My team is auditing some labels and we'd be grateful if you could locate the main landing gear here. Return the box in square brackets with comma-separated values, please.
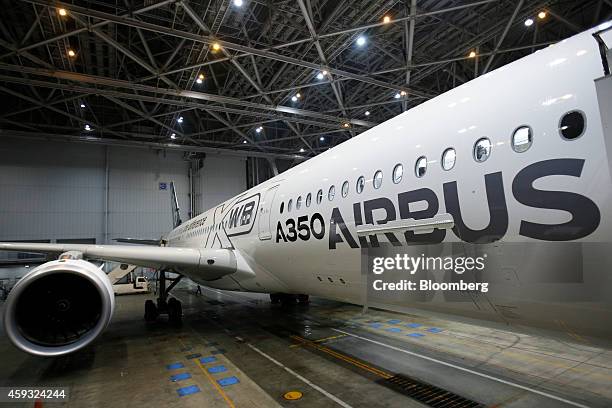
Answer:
[144, 270, 183, 324]
[270, 293, 310, 306]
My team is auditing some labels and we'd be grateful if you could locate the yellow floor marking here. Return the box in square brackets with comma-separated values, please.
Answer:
[291, 335, 392, 379]
[283, 391, 303, 400]
[178, 337, 236, 408]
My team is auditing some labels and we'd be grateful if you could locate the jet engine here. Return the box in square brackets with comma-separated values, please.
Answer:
[3, 259, 114, 357]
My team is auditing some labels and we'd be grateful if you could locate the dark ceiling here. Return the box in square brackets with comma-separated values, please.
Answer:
[0, 0, 609, 161]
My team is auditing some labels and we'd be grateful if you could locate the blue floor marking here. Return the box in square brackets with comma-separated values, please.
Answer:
[170, 372, 192, 382]
[177, 385, 200, 397]
[207, 365, 228, 374]
[386, 328, 401, 333]
[369, 323, 383, 328]
[427, 327, 443, 333]
[217, 376, 239, 387]
[167, 363, 185, 370]
[406, 323, 422, 328]
[199, 356, 217, 364]
[387, 319, 401, 324]
[408, 333, 425, 338]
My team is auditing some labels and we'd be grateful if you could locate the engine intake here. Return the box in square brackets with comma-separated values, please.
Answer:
[3, 259, 114, 357]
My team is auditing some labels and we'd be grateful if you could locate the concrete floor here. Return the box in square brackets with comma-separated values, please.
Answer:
[1, 287, 611, 408]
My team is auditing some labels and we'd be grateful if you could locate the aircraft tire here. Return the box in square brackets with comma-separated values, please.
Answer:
[144, 299, 158, 322]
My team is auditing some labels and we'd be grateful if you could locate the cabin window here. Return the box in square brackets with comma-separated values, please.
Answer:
[559, 110, 586, 140]
[288, 199, 293, 212]
[306, 193, 312, 207]
[441, 148, 456, 170]
[342, 181, 349, 197]
[373, 170, 383, 189]
[356, 176, 365, 193]
[473, 138, 492, 162]
[392, 164, 403, 184]
[415, 156, 427, 178]
[280, 202, 284, 214]
[328, 185, 335, 201]
[512, 126, 533, 152]
[296, 196, 302, 210]
[316, 189, 323, 204]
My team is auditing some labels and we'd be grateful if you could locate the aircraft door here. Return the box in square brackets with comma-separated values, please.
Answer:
[258, 185, 279, 240]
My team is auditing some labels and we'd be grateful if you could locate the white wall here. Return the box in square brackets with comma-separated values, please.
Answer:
[0, 139, 248, 252]
[0, 138, 190, 245]
[195, 155, 247, 213]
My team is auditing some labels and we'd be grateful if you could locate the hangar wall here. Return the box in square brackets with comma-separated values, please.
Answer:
[0, 139, 247, 250]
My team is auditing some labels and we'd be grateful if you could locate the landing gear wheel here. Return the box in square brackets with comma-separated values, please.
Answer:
[144, 299, 158, 322]
[167, 297, 182, 324]
[297, 294, 310, 304]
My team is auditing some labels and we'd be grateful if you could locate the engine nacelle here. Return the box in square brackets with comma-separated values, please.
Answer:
[3, 259, 114, 357]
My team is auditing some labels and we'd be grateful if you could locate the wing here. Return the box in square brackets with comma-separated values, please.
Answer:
[0, 242, 236, 281]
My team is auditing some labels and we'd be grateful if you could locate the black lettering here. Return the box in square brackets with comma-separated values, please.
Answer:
[512, 159, 600, 240]
[397, 188, 445, 244]
[443, 172, 508, 243]
[275, 222, 287, 242]
[363, 198, 401, 246]
[311, 213, 325, 240]
[297, 215, 311, 241]
[329, 207, 359, 249]
[241, 201, 254, 226]
[286, 219, 297, 242]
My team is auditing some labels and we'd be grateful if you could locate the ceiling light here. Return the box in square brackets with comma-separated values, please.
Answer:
[299, 148, 305, 153]
[170, 133, 176, 139]
[322, 70, 328, 75]
[196, 78, 202, 84]
[67, 49, 76, 57]
[524, 18, 534, 27]
[468, 51, 477, 58]
[291, 96, 298, 102]
[198, 73, 205, 80]
[356, 36, 366, 46]
[400, 90, 407, 96]
[255, 126, 263, 133]
[383, 16, 391, 24]
[538, 11, 547, 19]
[243, 140, 247, 144]
[296, 92, 301, 98]
[212, 42, 221, 51]
[320, 136, 325, 141]
[364, 110, 370, 116]
[316, 72, 324, 80]
[84, 124, 92, 131]
[80, 103, 85, 108]
[394, 93, 401, 99]
[58, 8, 67, 16]
[177, 116, 184, 123]
[343, 123, 350, 128]
[234, 0, 243, 6]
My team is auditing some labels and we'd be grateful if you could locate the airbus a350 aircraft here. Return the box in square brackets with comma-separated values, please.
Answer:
[2, 24, 612, 357]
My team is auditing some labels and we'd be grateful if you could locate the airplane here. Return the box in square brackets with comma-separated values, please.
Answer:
[2, 22, 612, 357]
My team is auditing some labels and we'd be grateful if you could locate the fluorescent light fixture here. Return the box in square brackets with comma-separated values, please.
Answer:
[233, 0, 243, 6]
[177, 116, 184, 123]
[356, 36, 366, 46]
[296, 93, 301, 98]
[319, 136, 325, 141]
[84, 124, 92, 131]
[80, 103, 85, 108]
[364, 111, 370, 116]
[291, 96, 298, 102]
[255, 126, 263, 133]
[394, 93, 401, 99]
[243, 140, 247, 144]
[524, 18, 534, 27]
[316, 72, 324, 80]
[196, 78, 203, 84]
[170, 133, 176, 139]
[299, 148, 305, 153]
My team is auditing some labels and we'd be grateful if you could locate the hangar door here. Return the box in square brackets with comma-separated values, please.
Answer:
[258, 185, 279, 240]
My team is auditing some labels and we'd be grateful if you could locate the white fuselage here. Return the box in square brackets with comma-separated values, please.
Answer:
[166, 26, 612, 338]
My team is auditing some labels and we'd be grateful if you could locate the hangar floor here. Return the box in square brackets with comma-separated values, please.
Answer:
[1, 288, 611, 408]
